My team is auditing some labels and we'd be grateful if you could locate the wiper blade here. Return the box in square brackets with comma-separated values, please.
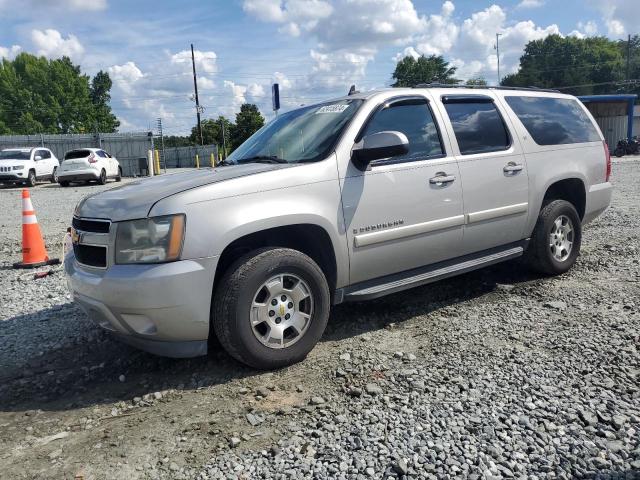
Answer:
[237, 155, 288, 164]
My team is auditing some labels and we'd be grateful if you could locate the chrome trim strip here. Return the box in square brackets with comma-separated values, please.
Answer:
[350, 246, 523, 297]
[466, 202, 528, 224]
[354, 214, 465, 247]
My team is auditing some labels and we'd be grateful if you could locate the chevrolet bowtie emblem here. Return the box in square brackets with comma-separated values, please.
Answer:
[279, 304, 285, 316]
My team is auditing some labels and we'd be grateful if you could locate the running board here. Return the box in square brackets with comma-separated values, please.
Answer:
[341, 243, 525, 302]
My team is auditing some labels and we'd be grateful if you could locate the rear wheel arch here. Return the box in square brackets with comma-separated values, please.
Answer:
[541, 177, 586, 220]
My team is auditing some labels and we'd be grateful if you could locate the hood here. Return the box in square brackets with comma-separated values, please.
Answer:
[75, 163, 285, 221]
[0, 159, 29, 169]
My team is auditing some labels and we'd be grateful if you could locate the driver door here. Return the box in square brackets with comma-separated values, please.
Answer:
[340, 95, 464, 284]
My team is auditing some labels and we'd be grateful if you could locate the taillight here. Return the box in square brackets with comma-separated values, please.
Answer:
[88, 153, 97, 164]
[604, 141, 611, 182]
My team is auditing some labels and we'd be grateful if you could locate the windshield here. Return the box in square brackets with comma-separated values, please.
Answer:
[0, 150, 30, 160]
[64, 149, 92, 160]
[226, 99, 363, 164]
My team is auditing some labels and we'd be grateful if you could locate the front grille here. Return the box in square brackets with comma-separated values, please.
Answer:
[73, 244, 107, 268]
[72, 217, 110, 233]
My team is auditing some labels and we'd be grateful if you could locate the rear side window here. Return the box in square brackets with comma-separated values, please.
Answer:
[442, 97, 510, 155]
[96, 150, 108, 158]
[64, 150, 91, 160]
[363, 98, 444, 163]
[504, 96, 600, 145]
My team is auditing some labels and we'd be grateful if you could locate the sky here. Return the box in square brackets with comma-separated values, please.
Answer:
[0, 0, 636, 135]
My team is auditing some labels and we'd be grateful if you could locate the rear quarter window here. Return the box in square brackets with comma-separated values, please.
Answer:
[504, 96, 601, 145]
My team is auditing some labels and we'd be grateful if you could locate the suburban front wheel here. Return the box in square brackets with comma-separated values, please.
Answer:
[526, 199, 582, 275]
[212, 248, 330, 369]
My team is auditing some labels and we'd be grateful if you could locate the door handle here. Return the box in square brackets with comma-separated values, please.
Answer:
[429, 172, 456, 185]
[503, 162, 523, 173]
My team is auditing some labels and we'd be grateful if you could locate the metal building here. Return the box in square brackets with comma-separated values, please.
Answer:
[578, 94, 637, 150]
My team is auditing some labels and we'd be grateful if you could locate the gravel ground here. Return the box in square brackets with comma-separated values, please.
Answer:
[0, 164, 638, 480]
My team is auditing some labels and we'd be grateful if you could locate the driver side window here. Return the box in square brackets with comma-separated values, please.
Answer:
[363, 99, 444, 164]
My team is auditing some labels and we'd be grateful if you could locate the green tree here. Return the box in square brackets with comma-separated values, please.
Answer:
[191, 115, 232, 148]
[392, 55, 460, 87]
[163, 135, 192, 148]
[465, 77, 488, 86]
[0, 52, 120, 134]
[616, 35, 640, 97]
[231, 104, 264, 150]
[90, 70, 120, 132]
[501, 34, 625, 95]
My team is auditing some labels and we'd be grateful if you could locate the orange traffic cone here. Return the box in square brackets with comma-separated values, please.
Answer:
[13, 189, 60, 269]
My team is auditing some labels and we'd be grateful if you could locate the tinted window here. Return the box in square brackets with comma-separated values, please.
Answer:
[38, 150, 51, 159]
[363, 99, 444, 162]
[443, 99, 510, 155]
[96, 150, 108, 158]
[505, 96, 600, 145]
[64, 149, 92, 160]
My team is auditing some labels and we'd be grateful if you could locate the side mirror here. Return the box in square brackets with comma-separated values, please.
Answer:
[34, 155, 42, 161]
[352, 131, 409, 168]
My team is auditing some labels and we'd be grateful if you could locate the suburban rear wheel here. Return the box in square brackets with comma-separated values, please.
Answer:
[98, 168, 107, 185]
[212, 248, 330, 369]
[50, 167, 58, 183]
[115, 167, 122, 182]
[526, 199, 582, 275]
[26, 170, 36, 187]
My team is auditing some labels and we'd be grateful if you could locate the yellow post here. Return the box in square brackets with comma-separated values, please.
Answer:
[210, 152, 215, 167]
[195, 154, 200, 169]
[154, 150, 161, 174]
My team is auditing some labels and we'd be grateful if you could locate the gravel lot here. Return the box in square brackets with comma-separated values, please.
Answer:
[0, 164, 638, 480]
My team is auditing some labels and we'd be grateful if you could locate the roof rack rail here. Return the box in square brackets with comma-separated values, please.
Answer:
[412, 82, 560, 93]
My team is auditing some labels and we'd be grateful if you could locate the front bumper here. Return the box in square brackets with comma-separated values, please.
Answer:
[58, 168, 100, 182]
[0, 172, 25, 182]
[65, 252, 218, 358]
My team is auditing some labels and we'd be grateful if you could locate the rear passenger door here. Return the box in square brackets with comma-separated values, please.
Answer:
[435, 94, 529, 255]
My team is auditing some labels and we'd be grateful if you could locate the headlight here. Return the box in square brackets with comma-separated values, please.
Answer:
[115, 214, 185, 264]
[13, 165, 24, 170]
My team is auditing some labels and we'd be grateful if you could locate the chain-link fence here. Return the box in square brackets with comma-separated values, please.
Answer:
[162, 145, 219, 168]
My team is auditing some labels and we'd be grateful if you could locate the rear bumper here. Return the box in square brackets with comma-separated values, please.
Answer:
[65, 252, 218, 358]
[58, 168, 100, 182]
[584, 182, 613, 225]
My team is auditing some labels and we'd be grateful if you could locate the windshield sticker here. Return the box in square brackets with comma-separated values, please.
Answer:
[316, 104, 349, 114]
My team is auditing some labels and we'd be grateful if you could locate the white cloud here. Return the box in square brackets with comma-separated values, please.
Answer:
[108, 61, 144, 95]
[517, 0, 544, 8]
[578, 20, 598, 36]
[31, 29, 84, 59]
[594, 0, 635, 38]
[170, 49, 217, 74]
[0, 44, 21, 59]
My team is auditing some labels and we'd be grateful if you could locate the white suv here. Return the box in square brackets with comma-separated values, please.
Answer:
[0, 148, 60, 186]
[58, 148, 122, 186]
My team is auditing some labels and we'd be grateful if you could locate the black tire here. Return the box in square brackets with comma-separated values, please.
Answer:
[50, 167, 58, 183]
[115, 167, 122, 182]
[26, 170, 36, 187]
[614, 147, 625, 158]
[98, 169, 107, 185]
[526, 199, 582, 276]
[59, 181, 69, 187]
[212, 247, 330, 369]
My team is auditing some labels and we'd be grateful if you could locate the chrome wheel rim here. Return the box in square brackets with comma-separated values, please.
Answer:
[549, 215, 574, 262]
[250, 273, 313, 349]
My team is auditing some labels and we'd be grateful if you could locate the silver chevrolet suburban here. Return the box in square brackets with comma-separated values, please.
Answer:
[66, 86, 612, 369]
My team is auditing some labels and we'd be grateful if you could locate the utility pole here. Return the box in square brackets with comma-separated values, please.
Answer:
[157, 118, 166, 173]
[190, 43, 204, 145]
[219, 117, 227, 158]
[495, 33, 503, 86]
[627, 34, 631, 82]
